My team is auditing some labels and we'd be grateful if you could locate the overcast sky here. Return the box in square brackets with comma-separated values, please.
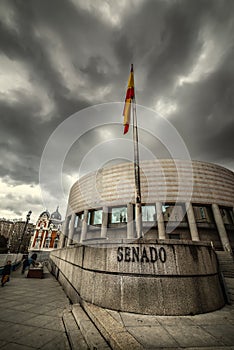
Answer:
[0, 0, 233, 223]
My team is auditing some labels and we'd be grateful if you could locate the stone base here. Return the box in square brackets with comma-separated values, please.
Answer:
[49, 240, 225, 315]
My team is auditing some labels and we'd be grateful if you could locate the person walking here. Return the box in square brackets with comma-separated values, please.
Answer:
[30, 253, 37, 263]
[21, 255, 29, 274]
[22, 253, 38, 274]
[1, 260, 12, 287]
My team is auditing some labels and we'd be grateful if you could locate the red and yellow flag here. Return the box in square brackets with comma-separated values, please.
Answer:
[123, 64, 135, 134]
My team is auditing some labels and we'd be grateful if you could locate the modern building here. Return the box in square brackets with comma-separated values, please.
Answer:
[62, 159, 234, 251]
[29, 207, 62, 253]
[49, 159, 234, 316]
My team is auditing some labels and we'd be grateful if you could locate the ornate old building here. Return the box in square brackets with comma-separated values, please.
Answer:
[29, 207, 62, 252]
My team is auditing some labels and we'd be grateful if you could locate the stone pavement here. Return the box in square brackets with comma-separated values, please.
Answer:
[81, 300, 234, 350]
[1, 267, 234, 350]
[0, 267, 71, 350]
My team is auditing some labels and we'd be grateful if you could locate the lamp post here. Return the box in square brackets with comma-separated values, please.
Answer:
[17, 210, 32, 254]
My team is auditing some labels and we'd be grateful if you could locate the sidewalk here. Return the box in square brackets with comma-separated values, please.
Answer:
[82, 301, 234, 349]
[1, 267, 234, 349]
[0, 267, 71, 350]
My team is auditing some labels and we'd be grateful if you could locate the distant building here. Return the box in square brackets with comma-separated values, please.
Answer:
[29, 207, 62, 253]
[0, 219, 14, 240]
[0, 218, 34, 253]
[10, 221, 34, 253]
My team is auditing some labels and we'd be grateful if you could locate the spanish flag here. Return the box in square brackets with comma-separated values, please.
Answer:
[123, 64, 135, 134]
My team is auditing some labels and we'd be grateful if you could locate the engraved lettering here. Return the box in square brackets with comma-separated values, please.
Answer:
[132, 247, 139, 262]
[117, 247, 123, 262]
[124, 247, 131, 262]
[116, 246, 167, 263]
[150, 247, 158, 263]
[141, 247, 150, 262]
[159, 247, 166, 263]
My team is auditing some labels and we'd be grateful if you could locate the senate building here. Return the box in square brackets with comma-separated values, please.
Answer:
[61, 159, 234, 252]
[49, 159, 234, 316]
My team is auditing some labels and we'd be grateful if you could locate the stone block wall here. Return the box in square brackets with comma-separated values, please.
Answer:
[49, 240, 225, 315]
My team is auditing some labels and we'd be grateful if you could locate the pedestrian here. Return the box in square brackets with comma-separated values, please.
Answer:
[22, 253, 38, 274]
[30, 253, 37, 263]
[1, 260, 12, 287]
[21, 255, 29, 274]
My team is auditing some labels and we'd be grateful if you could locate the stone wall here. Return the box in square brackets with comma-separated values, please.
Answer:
[67, 159, 234, 215]
[49, 240, 225, 315]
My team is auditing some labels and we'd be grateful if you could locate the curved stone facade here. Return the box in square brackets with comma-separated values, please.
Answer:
[68, 160, 234, 213]
[52, 159, 234, 316]
[50, 240, 225, 315]
[63, 160, 234, 251]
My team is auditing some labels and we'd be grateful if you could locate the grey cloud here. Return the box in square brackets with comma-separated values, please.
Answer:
[0, 0, 233, 219]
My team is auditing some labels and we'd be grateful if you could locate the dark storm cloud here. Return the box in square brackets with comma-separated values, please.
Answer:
[170, 43, 234, 166]
[0, 0, 233, 219]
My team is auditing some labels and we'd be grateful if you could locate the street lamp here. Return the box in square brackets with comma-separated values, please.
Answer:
[17, 210, 32, 254]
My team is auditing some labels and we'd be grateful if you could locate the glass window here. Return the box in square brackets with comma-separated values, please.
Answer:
[162, 204, 186, 222]
[142, 205, 156, 222]
[111, 207, 127, 223]
[194, 205, 213, 223]
[162, 205, 170, 213]
[74, 215, 79, 228]
[35, 239, 40, 249]
[93, 210, 102, 225]
[54, 238, 59, 248]
[88, 209, 102, 225]
[200, 207, 206, 219]
[220, 207, 234, 225]
[229, 209, 234, 224]
[75, 212, 84, 228]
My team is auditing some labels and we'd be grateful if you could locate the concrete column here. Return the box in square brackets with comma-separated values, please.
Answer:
[186, 202, 200, 241]
[60, 220, 68, 248]
[127, 203, 134, 239]
[135, 203, 142, 238]
[80, 210, 89, 242]
[60, 234, 66, 248]
[212, 203, 232, 252]
[67, 213, 76, 246]
[101, 206, 108, 239]
[156, 202, 166, 239]
[62, 217, 70, 245]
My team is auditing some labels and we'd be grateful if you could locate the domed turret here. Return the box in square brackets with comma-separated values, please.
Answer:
[51, 206, 62, 222]
[39, 210, 50, 219]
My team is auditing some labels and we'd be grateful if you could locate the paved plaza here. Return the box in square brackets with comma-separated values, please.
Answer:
[0, 267, 234, 349]
[0, 267, 71, 350]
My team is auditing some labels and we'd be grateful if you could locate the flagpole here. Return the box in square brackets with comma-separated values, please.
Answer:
[131, 64, 142, 238]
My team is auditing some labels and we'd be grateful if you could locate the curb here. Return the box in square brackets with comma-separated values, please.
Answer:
[63, 309, 89, 350]
[72, 304, 111, 349]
